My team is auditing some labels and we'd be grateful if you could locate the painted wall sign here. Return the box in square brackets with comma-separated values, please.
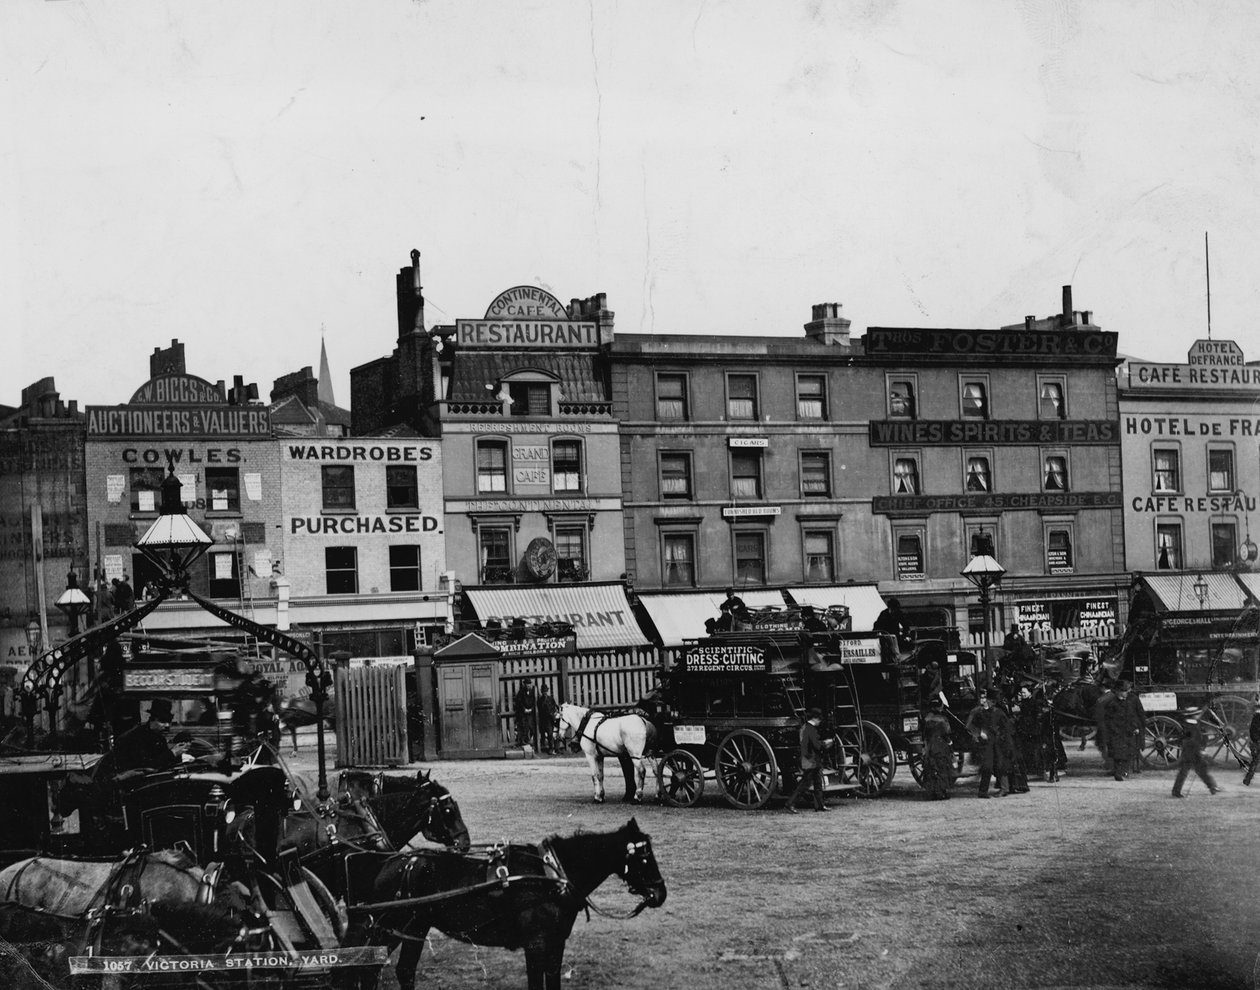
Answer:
[87, 406, 271, 437]
[722, 505, 782, 517]
[129, 374, 224, 405]
[1124, 416, 1260, 438]
[484, 285, 571, 321]
[728, 437, 769, 448]
[1127, 339, 1260, 390]
[1015, 598, 1116, 631]
[473, 498, 597, 513]
[489, 635, 576, 656]
[122, 447, 243, 464]
[683, 644, 767, 673]
[479, 607, 631, 631]
[870, 420, 1118, 446]
[456, 320, 599, 348]
[290, 515, 440, 535]
[1130, 494, 1255, 514]
[874, 491, 1122, 514]
[864, 327, 1118, 358]
[286, 444, 434, 462]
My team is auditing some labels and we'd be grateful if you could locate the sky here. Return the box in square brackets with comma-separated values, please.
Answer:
[4, 0, 1260, 409]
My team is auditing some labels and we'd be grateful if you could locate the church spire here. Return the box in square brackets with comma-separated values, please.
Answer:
[318, 329, 335, 405]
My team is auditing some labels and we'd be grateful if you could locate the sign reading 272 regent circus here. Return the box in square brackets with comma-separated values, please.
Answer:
[456, 286, 600, 348]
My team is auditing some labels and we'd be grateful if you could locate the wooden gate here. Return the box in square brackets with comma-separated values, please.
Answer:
[334, 664, 409, 768]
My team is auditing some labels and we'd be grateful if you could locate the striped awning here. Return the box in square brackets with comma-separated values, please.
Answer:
[463, 583, 649, 650]
[784, 585, 889, 632]
[636, 590, 787, 647]
[1140, 573, 1251, 613]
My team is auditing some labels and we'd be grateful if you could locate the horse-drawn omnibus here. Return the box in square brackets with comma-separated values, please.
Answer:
[652, 606, 958, 808]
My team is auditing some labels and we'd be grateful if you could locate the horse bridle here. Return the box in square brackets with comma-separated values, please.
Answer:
[587, 837, 658, 920]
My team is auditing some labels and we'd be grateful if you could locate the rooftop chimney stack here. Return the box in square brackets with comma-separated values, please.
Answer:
[396, 248, 425, 339]
[1061, 285, 1073, 323]
[804, 303, 851, 348]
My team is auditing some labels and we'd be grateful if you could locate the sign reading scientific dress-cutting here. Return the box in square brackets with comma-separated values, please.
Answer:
[683, 645, 767, 673]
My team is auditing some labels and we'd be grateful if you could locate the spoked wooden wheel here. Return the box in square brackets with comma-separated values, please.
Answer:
[657, 749, 705, 808]
[714, 729, 779, 810]
[1142, 715, 1183, 769]
[1210, 695, 1253, 767]
[837, 721, 896, 797]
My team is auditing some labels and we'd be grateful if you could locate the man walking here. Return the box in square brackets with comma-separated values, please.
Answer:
[966, 690, 1013, 798]
[1172, 709, 1222, 798]
[785, 707, 834, 813]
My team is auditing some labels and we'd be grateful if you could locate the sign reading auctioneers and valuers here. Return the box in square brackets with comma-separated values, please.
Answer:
[456, 285, 600, 348]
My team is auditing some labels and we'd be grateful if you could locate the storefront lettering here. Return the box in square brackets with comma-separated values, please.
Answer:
[484, 609, 628, 629]
[122, 448, 242, 464]
[869, 420, 1117, 446]
[1131, 495, 1256, 513]
[290, 515, 439, 534]
[483, 285, 571, 321]
[87, 406, 271, 437]
[286, 445, 433, 461]
[874, 491, 1122, 514]
[456, 320, 599, 348]
[1124, 416, 1260, 437]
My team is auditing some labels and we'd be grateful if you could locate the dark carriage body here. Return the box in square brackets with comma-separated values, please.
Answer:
[654, 610, 966, 807]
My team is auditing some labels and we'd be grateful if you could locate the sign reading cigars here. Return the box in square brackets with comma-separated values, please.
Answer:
[457, 286, 599, 349]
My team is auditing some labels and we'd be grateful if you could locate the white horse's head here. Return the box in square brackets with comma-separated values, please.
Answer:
[555, 702, 586, 747]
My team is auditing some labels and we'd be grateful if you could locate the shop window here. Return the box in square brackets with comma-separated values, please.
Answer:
[129, 467, 165, 513]
[965, 456, 991, 493]
[961, 381, 989, 419]
[734, 532, 766, 585]
[894, 531, 925, 580]
[476, 441, 508, 494]
[508, 382, 550, 417]
[731, 450, 762, 499]
[1153, 449, 1180, 493]
[555, 527, 587, 582]
[321, 465, 356, 510]
[479, 527, 512, 584]
[1208, 449, 1235, 493]
[660, 453, 692, 500]
[1039, 380, 1066, 419]
[889, 380, 917, 419]
[894, 457, 920, 495]
[1044, 455, 1069, 492]
[727, 374, 759, 421]
[656, 373, 689, 421]
[1156, 523, 1182, 570]
[552, 440, 583, 493]
[389, 545, 422, 592]
[800, 452, 831, 498]
[803, 531, 835, 582]
[325, 546, 359, 594]
[205, 468, 240, 513]
[1212, 522, 1238, 568]
[207, 551, 239, 598]
[796, 375, 827, 420]
[1047, 529, 1074, 572]
[386, 466, 418, 509]
[663, 534, 696, 587]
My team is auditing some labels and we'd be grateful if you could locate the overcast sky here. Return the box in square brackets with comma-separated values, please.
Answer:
[4, 1, 1259, 409]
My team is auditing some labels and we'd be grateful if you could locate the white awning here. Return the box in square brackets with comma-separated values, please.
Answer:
[784, 585, 888, 632]
[636, 590, 787, 647]
[463, 583, 650, 650]
[1142, 573, 1250, 613]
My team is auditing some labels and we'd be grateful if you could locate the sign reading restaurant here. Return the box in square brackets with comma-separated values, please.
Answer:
[88, 372, 270, 437]
[1127, 339, 1260, 390]
[456, 286, 599, 349]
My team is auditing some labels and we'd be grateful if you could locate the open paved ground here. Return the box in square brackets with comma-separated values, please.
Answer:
[286, 734, 1260, 990]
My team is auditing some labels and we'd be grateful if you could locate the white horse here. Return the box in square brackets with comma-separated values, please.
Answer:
[555, 702, 655, 804]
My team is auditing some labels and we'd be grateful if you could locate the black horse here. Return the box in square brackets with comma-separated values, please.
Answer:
[342, 818, 667, 990]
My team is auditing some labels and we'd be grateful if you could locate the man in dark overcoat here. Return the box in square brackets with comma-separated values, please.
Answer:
[1172, 710, 1222, 798]
[966, 690, 1013, 798]
[112, 698, 185, 773]
[1100, 680, 1143, 781]
[785, 707, 833, 813]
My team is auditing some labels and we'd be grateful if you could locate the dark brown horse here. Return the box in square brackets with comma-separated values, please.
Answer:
[343, 818, 667, 990]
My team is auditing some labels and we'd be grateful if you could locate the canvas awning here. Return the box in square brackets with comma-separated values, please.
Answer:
[1226, 572, 1260, 607]
[784, 584, 889, 632]
[463, 583, 650, 650]
[1140, 573, 1250, 614]
[635, 590, 788, 647]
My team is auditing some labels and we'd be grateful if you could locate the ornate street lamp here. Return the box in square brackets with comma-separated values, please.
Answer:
[55, 583, 92, 637]
[135, 467, 212, 590]
[24, 618, 41, 658]
[961, 552, 1006, 685]
[1193, 573, 1210, 609]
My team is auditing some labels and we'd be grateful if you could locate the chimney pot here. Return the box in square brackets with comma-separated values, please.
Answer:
[1062, 285, 1073, 318]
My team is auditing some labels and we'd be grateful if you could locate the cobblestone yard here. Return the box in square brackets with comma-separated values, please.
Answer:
[288, 736, 1260, 990]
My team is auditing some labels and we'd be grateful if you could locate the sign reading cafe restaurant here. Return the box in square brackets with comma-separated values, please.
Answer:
[1127, 339, 1260, 390]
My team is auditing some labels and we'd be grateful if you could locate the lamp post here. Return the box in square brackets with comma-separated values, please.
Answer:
[55, 584, 92, 637]
[135, 466, 213, 590]
[961, 553, 1006, 685]
[1193, 573, 1209, 609]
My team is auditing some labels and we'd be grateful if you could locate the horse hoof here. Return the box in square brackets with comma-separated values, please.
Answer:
[594, 797, 604, 804]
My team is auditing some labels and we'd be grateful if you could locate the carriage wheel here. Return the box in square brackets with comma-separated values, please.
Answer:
[837, 721, 896, 797]
[657, 749, 705, 808]
[1142, 715, 1183, 769]
[907, 746, 925, 787]
[1210, 695, 1253, 767]
[714, 729, 779, 810]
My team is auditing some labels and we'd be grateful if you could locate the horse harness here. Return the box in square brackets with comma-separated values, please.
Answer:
[570, 708, 649, 760]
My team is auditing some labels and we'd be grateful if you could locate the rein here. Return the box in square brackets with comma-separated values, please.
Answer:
[565, 707, 647, 760]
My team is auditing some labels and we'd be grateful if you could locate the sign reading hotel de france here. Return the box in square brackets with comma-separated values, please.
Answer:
[456, 286, 599, 348]
[1127, 339, 1260, 390]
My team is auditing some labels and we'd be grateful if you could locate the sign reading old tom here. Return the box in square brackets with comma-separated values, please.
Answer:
[683, 644, 767, 673]
[456, 286, 599, 349]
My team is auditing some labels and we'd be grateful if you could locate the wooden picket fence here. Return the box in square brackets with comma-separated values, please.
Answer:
[334, 663, 409, 767]
[958, 624, 1118, 652]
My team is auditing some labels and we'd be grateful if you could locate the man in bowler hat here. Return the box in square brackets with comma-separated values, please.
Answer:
[112, 698, 185, 773]
[786, 707, 834, 813]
